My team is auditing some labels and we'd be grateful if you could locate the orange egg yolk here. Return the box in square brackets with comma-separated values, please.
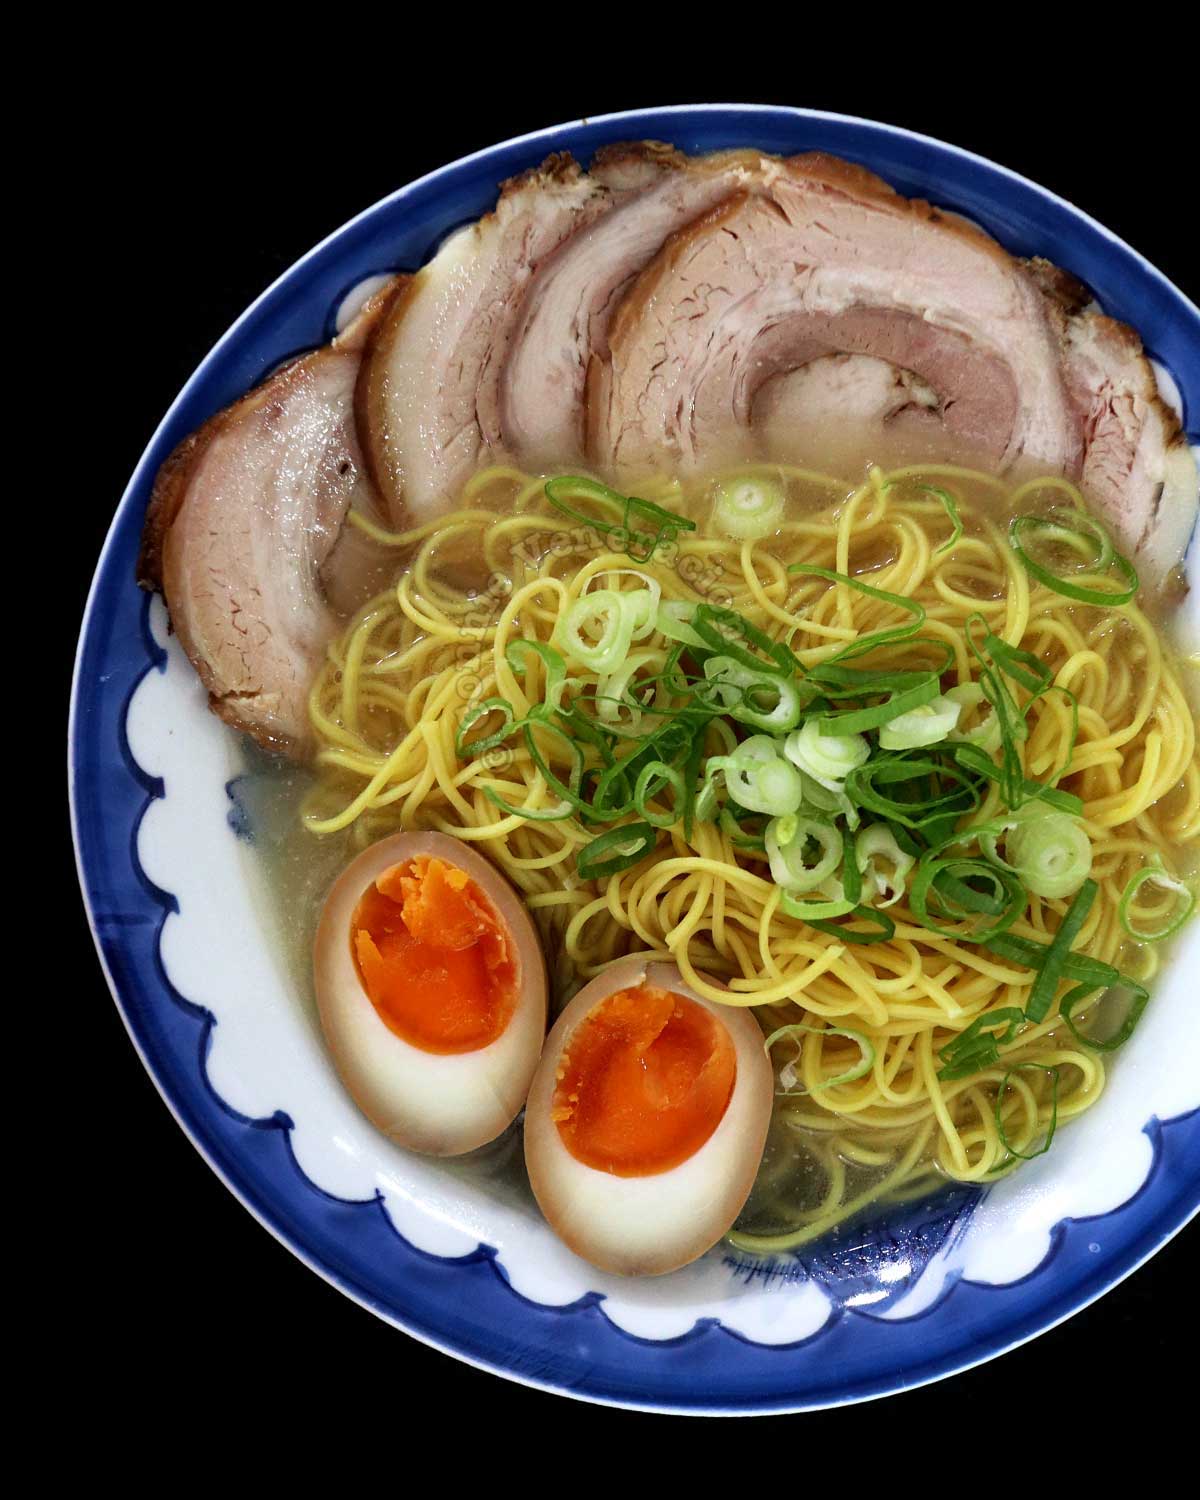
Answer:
[351, 856, 516, 1055]
[552, 985, 737, 1177]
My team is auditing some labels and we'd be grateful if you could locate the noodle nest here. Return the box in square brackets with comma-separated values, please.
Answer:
[302, 463, 1199, 1246]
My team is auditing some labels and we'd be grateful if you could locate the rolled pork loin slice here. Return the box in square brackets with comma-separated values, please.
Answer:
[1060, 312, 1197, 588]
[591, 154, 1080, 479]
[589, 152, 1197, 588]
[500, 144, 790, 469]
[355, 155, 618, 526]
[138, 280, 404, 756]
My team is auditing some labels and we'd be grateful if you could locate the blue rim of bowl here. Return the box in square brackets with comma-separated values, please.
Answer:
[70, 105, 1200, 1415]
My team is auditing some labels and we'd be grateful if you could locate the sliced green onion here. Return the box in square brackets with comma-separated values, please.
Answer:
[482, 787, 574, 822]
[719, 803, 769, 851]
[552, 700, 615, 760]
[1004, 809, 1093, 900]
[988, 930, 1145, 1054]
[984, 931, 1122, 994]
[455, 697, 519, 758]
[656, 600, 706, 648]
[962, 622, 1080, 803]
[633, 761, 686, 829]
[995, 1064, 1061, 1162]
[546, 474, 666, 564]
[945, 682, 1001, 753]
[1059, 977, 1150, 1052]
[1119, 860, 1196, 941]
[681, 722, 709, 841]
[787, 563, 926, 663]
[764, 1023, 875, 1095]
[656, 642, 696, 699]
[712, 476, 787, 540]
[784, 718, 870, 787]
[709, 736, 804, 817]
[453, 693, 519, 756]
[977, 819, 1017, 870]
[962, 615, 1029, 809]
[599, 572, 660, 641]
[1024, 879, 1098, 1024]
[804, 641, 954, 698]
[783, 844, 897, 945]
[934, 818, 1012, 862]
[742, 757, 805, 817]
[544, 475, 695, 561]
[937, 1007, 1026, 1081]
[806, 906, 896, 945]
[693, 779, 720, 826]
[587, 711, 705, 818]
[595, 648, 661, 726]
[794, 770, 842, 814]
[765, 813, 842, 893]
[521, 721, 591, 816]
[951, 742, 1084, 817]
[796, 768, 861, 831]
[504, 640, 570, 719]
[576, 822, 658, 880]
[703, 655, 804, 733]
[621, 496, 696, 561]
[1010, 512, 1138, 605]
[978, 627, 1052, 695]
[813, 664, 947, 736]
[779, 889, 857, 921]
[1032, 506, 1115, 568]
[878, 693, 962, 750]
[910, 850, 1026, 939]
[555, 590, 639, 674]
[543, 474, 626, 528]
[846, 751, 982, 837]
[838, 825, 863, 906]
[692, 604, 800, 677]
[923, 485, 963, 555]
[856, 824, 915, 907]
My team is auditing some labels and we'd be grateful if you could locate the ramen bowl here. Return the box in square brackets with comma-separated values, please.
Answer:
[70, 106, 1200, 1413]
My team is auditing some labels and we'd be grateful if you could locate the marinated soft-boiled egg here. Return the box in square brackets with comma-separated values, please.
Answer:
[524, 956, 773, 1275]
[314, 832, 547, 1155]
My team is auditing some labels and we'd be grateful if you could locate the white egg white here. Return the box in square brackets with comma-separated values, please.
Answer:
[524, 956, 773, 1275]
[314, 831, 547, 1155]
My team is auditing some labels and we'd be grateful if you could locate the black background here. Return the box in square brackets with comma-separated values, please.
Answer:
[67, 68, 1196, 1438]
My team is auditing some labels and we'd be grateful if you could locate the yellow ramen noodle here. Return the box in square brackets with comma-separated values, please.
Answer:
[301, 463, 1199, 1247]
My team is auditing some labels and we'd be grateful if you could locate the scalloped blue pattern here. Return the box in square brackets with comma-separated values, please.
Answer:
[71, 106, 1200, 1413]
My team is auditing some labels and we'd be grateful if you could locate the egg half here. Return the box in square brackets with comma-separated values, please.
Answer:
[524, 956, 773, 1275]
[314, 831, 547, 1155]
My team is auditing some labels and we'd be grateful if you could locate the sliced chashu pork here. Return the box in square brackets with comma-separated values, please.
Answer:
[356, 155, 617, 525]
[143, 143, 1196, 769]
[1061, 312, 1196, 587]
[591, 153, 1080, 478]
[589, 151, 1195, 586]
[500, 143, 786, 468]
[1022, 258, 1197, 586]
[139, 281, 403, 755]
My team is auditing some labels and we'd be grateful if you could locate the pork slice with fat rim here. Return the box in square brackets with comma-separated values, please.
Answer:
[356, 154, 614, 525]
[139, 280, 404, 756]
[590, 154, 1081, 483]
[1060, 312, 1197, 588]
[591, 150, 1196, 587]
[500, 143, 790, 469]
